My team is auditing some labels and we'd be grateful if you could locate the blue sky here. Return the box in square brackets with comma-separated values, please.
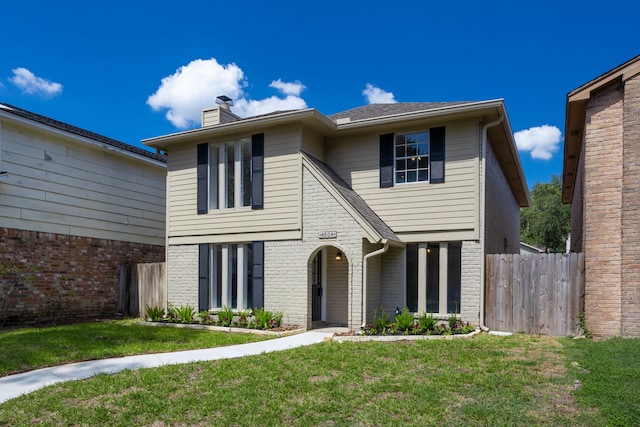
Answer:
[1, 1, 638, 189]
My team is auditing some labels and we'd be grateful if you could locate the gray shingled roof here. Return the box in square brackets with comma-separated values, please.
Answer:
[328, 102, 473, 122]
[302, 152, 399, 243]
[0, 103, 166, 163]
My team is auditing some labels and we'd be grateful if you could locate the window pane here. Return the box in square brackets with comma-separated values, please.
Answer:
[418, 157, 428, 169]
[210, 245, 222, 309]
[395, 146, 405, 158]
[226, 142, 235, 208]
[447, 242, 462, 313]
[418, 170, 428, 182]
[246, 243, 253, 308]
[209, 145, 219, 210]
[407, 171, 417, 182]
[407, 158, 417, 169]
[241, 138, 252, 207]
[396, 159, 405, 170]
[406, 244, 418, 312]
[426, 244, 439, 313]
[230, 244, 238, 309]
[416, 132, 429, 143]
[407, 143, 417, 157]
[418, 142, 429, 155]
[396, 172, 406, 183]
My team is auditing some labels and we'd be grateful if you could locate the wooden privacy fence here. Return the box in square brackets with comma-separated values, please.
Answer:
[485, 253, 584, 336]
[118, 262, 166, 317]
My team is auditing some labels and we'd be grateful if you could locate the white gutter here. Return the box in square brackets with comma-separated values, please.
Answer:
[362, 241, 390, 328]
[479, 114, 504, 332]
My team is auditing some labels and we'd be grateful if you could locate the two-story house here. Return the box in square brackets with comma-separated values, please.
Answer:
[143, 97, 529, 330]
[0, 103, 166, 324]
[563, 55, 640, 338]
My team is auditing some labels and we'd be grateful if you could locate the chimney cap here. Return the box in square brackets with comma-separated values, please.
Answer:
[216, 95, 233, 106]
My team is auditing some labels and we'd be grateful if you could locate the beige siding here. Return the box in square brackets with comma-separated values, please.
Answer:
[484, 140, 520, 254]
[300, 127, 325, 161]
[326, 118, 480, 239]
[0, 121, 165, 245]
[166, 127, 302, 241]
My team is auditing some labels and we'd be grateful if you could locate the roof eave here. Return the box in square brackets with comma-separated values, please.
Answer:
[0, 110, 166, 168]
[143, 108, 337, 149]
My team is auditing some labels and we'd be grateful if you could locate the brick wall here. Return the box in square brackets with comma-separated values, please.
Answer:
[583, 83, 624, 337]
[0, 227, 164, 325]
[622, 74, 640, 337]
[461, 240, 481, 325]
[166, 244, 198, 309]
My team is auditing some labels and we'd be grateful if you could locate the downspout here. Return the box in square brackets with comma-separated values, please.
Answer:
[362, 241, 390, 329]
[479, 114, 504, 332]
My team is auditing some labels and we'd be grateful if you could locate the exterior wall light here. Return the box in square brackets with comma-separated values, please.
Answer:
[335, 251, 342, 261]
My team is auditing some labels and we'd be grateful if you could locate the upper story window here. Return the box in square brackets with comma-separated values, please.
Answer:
[197, 133, 263, 214]
[208, 138, 252, 210]
[395, 131, 429, 184]
[379, 127, 445, 188]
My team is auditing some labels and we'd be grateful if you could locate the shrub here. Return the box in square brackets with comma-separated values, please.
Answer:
[145, 305, 165, 322]
[175, 305, 196, 323]
[217, 306, 234, 327]
[166, 306, 178, 322]
[198, 310, 213, 325]
[270, 310, 283, 328]
[394, 307, 415, 332]
[254, 308, 279, 330]
[237, 309, 252, 328]
[448, 312, 458, 330]
[418, 312, 437, 332]
[372, 306, 391, 333]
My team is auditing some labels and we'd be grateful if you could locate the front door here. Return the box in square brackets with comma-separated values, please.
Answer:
[311, 251, 322, 321]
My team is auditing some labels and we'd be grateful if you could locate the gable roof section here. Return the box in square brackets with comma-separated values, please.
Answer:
[0, 103, 166, 165]
[563, 55, 640, 202]
[329, 102, 473, 122]
[301, 152, 402, 245]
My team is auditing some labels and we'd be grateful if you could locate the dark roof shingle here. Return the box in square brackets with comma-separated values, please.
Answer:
[328, 102, 473, 122]
[0, 103, 166, 163]
[302, 152, 399, 243]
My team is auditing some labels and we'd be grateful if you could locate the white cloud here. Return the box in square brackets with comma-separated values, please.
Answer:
[363, 83, 397, 104]
[147, 58, 308, 128]
[514, 125, 562, 161]
[269, 79, 306, 96]
[9, 68, 63, 97]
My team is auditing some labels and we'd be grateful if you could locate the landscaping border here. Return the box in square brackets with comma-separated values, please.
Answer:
[332, 329, 482, 342]
[137, 321, 306, 338]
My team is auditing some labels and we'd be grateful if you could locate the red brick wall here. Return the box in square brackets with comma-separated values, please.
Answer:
[0, 227, 164, 325]
[583, 83, 624, 338]
[622, 74, 640, 337]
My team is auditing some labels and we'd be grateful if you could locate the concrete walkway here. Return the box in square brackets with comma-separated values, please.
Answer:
[0, 330, 334, 405]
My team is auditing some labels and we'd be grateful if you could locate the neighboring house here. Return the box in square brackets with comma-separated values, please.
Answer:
[144, 97, 529, 330]
[520, 242, 545, 255]
[563, 55, 640, 338]
[0, 103, 166, 324]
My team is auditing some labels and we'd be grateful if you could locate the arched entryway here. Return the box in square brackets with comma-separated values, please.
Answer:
[309, 246, 349, 328]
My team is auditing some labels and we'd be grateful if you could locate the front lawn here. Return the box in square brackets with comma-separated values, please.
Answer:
[0, 319, 270, 376]
[0, 334, 584, 425]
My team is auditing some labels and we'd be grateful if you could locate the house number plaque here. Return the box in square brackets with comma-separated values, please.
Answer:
[318, 231, 337, 239]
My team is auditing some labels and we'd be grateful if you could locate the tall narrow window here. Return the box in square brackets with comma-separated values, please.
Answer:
[426, 244, 440, 313]
[447, 242, 462, 313]
[405, 244, 418, 312]
[209, 243, 253, 310]
[205, 138, 252, 211]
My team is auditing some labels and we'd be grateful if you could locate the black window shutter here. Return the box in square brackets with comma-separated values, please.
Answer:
[379, 133, 394, 188]
[198, 243, 210, 312]
[197, 143, 209, 214]
[252, 241, 264, 309]
[251, 133, 264, 209]
[430, 127, 445, 184]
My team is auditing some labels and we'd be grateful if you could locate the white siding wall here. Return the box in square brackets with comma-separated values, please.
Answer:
[484, 140, 520, 254]
[166, 127, 302, 241]
[0, 121, 165, 245]
[326, 118, 480, 239]
[166, 244, 199, 308]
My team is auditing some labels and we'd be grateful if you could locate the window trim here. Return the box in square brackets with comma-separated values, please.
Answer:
[394, 130, 430, 185]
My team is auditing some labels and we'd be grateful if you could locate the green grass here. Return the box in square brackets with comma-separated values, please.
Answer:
[0, 319, 270, 376]
[0, 334, 584, 426]
[2, 325, 638, 426]
[564, 337, 640, 426]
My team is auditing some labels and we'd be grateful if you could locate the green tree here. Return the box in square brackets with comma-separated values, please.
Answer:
[520, 175, 570, 252]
